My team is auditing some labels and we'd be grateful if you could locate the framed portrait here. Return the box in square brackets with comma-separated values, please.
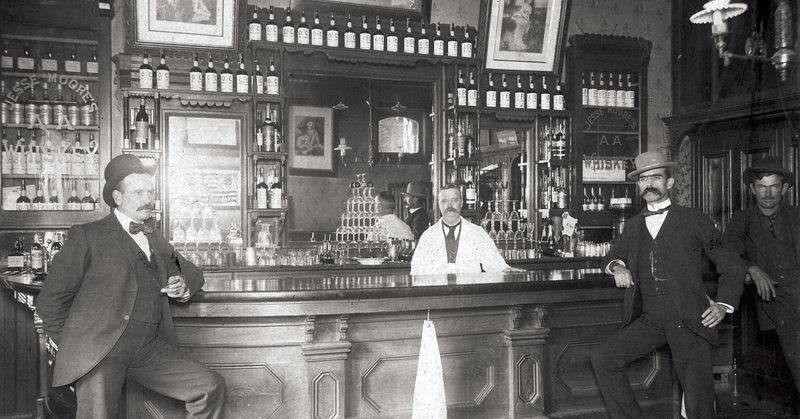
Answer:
[288, 106, 335, 176]
[129, 0, 242, 50]
[483, 0, 570, 73]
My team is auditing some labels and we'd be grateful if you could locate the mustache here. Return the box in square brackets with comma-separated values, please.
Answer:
[643, 187, 661, 195]
[444, 207, 460, 213]
[137, 204, 155, 211]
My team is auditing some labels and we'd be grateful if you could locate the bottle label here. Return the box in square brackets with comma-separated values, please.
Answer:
[466, 188, 476, 204]
[1, 151, 10, 175]
[236, 74, 249, 93]
[461, 42, 472, 58]
[514, 92, 525, 109]
[190, 73, 203, 91]
[266, 25, 279, 42]
[606, 91, 616, 107]
[499, 91, 510, 108]
[404, 37, 415, 53]
[283, 27, 295, 43]
[387, 36, 398, 52]
[616, 90, 626, 108]
[7, 255, 23, 268]
[581, 88, 588, 106]
[373, 35, 385, 51]
[344, 32, 356, 48]
[311, 29, 324, 46]
[457, 88, 467, 106]
[597, 89, 606, 107]
[249, 24, 263, 41]
[257, 188, 268, 209]
[486, 91, 496, 107]
[554, 95, 564, 110]
[39, 104, 52, 125]
[268, 188, 282, 209]
[86, 61, 98, 74]
[626, 90, 634, 108]
[359, 33, 371, 50]
[135, 121, 149, 145]
[81, 201, 94, 211]
[16, 201, 30, 211]
[41, 58, 58, 72]
[418, 39, 429, 55]
[65, 60, 81, 73]
[220, 74, 234, 92]
[327, 31, 339, 47]
[540, 93, 551, 110]
[139, 69, 153, 89]
[17, 57, 34, 70]
[297, 27, 310, 44]
[588, 88, 597, 106]
[447, 40, 458, 57]
[526, 92, 537, 109]
[81, 104, 94, 126]
[0, 55, 12, 68]
[25, 103, 37, 125]
[266, 76, 279, 94]
[156, 69, 170, 89]
[433, 40, 444, 56]
[467, 89, 477, 107]
[255, 75, 264, 94]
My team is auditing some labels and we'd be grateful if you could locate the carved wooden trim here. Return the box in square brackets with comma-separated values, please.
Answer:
[509, 306, 523, 330]
[301, 342, 352, 362]
[312, 372, 340, 419]
[516, 354, 542, 404]
[337, 314, 349, 342]
[305, 315, 316, 344]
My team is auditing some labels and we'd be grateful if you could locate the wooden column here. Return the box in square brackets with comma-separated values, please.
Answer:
[503, 305, 549, 419]
[301, 314, 351, 419]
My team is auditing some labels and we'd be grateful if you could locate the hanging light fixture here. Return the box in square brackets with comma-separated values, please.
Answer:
[689, 0, 795, 81]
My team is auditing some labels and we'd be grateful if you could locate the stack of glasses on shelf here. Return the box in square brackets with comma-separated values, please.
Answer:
[481, 200, 532, 260]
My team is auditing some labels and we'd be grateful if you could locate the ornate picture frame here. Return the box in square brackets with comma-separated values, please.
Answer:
[129, 0, 242, 51]
[288, 106, 335, 176]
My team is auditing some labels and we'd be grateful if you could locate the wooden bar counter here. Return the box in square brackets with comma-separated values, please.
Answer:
[2, 261, 678, 419]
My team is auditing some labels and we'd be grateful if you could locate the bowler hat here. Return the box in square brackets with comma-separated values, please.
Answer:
[627, 150, 679, 181]
[102, 154, 153, 207]
[743, 156, 795, 186]
[401, 181, 427, 198]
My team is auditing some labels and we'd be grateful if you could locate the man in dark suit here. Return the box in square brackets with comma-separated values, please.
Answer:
[403, 181, 430, 241]
[723, 157, 800, 399]
[36, 155, 225, 418]
[590, 150, 746, 418]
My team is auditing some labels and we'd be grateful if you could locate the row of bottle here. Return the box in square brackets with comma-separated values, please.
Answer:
[137, 50, 280, 94]
[1, 42, 98, 75]
[444, 166, 477, 210]
[255, 104, 283, 153]
[249, 6, 476, 58]
[537, 119, 569, 161]
[581, 185, 634, 211]
[1, 80, 96, 126]
[539, 166, 571, 210]
[255, 165, 283, 209]
[12, 179, 97, 211]
[484, 73, 565, 110]
[445, 115, 477, 160]
[580, 72, 638, 108]
[1, 129, 99, 176]
[6, 232, 66, 274]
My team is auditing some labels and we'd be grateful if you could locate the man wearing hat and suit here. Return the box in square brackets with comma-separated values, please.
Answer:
[723, 156, 800, 398]
[36, 154, 225, 418]
[403, 181, 431, 241]
[590, 150, 746, 418]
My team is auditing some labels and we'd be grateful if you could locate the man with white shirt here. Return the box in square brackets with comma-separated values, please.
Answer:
[589, 150, 746, 418]
[373, 191, 413, 241]
[410, 184, 523, 275]
[36, 154, 225, 418]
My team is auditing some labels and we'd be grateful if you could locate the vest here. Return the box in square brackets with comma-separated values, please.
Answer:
[637, 218, 670, 314]
[129, 241, 162, 324]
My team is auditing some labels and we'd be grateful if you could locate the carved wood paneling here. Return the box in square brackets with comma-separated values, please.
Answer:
[553, 341, 661, 395]
[516, 354, 541, 404]
[312, 372, 339, 419]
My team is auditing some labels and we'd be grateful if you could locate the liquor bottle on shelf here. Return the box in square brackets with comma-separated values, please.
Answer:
[79, 87, 95, 126]
[446, 118, 455, 159]
[553, 81, 564, 110]
[269, 167, 283, 209]
[220, 55, 234, 93]
[606, 72, 616, 107]
[48, 181, 60, 210]
[467, 69, 478, 107]
[0, 80, 8, 124]
[581, 72, 588, 106]
[39, 82, 52, 125]
[588, 72, 597, 106]
[265, 6, 279, 42]
[403, 17, 415, 53]
[616, 73, 626, 108]
[0, 129, 9, 175]
[387, 18, 398, 52]
[12, 129, 27, 175]
[311, 10, 324, 46]
[461, 26, 473, 58]
[255, 121, 265, 153]
[53, 83, 66, 125]
[25, 86, 38, 126]
[71, 133, 84, 175]
[16, 180, 31, 210]
[526, 75, 537, 110]
[372, 16, 385, 51]
[256, 168, 269, 209]
[27, 133, 41, 175]
[262, 105, 277, 151]
[417, 19, 430, 55]
[582, 187, 590, 211]
[326, 12, 339, 47]
[432, 22, 444, 56]
[447, 24, 458, 57]
[31, 234, 44, 273]
[540, 76, 551, 110]
[40, 45, 58, 72]
[32, 182, 46, 210]
[85, 134, 99, 174]
[18, 44, 34, 71]
[456, 68, 467, 107]
[358, 15, 371, 50]
[297, 9, 310, 45]
[86, 49, 98, 74]
[50, 233, 63, 259]
[67, 88, 79, 126]
[271, 109, 282, 152]
[596, 187, 606, 210]
[155, 49, 170, 90]
[465, 116, 475, 158]
[282, 7, 295, 44]
[8, 238, 25, 271]
[1, 41, 12, 70]
[626, 73, 635, 108]
[187, 53, 202, 91]
[204, 54, 218, 92]
[344, 14, 356, 49]
[235, 54, 249, 93]
[465, 176, 477, 210]
[266, 56, 279, 95]
[134, 98, 149, 149]
[485, 72, 497, 108]
[67, 181, 82, 210]
[499, 74, 510, 108]
[456, 117, 465, 157]
[514, 74, 525, 109]
[57, 132, 71, 174]
[251, 59, 263, 94]
[597, 72, 606, 107]
[249, 7, 262, 41]
[139, 51, 153, 89]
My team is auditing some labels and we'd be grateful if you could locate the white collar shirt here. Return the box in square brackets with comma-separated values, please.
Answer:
[114, 209, 151, 259]
[410, 216, 509, 275]
[644, 198, 671, 238]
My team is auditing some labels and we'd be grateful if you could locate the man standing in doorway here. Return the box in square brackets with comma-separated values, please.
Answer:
[403, 181, 430, 241]
[590, 150, 746, 418]
[723, 156, 800, 400]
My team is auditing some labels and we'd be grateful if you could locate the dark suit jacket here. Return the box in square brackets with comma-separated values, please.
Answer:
[35, 213, 204, 386]
[405, 208, 430, 241]
[602, 205, 746, 345]
[723, 204, 800, 330]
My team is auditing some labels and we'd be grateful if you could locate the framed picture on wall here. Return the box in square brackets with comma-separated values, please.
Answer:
[482, 0, 570, 73]
[129, 0, 242, 50]
[288, 106, 335, 176]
